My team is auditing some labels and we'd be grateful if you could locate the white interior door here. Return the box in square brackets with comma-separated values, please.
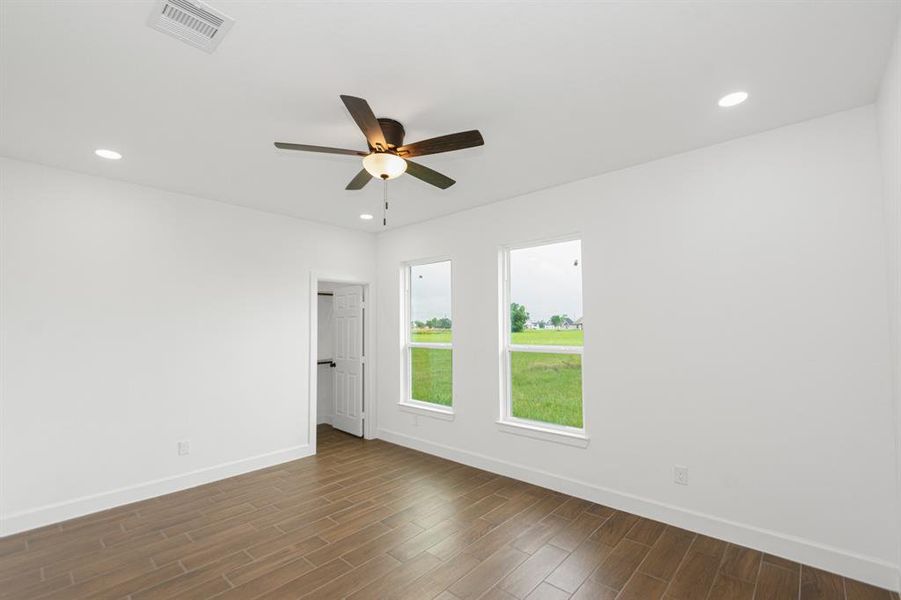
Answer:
[331, 285, 364, 437]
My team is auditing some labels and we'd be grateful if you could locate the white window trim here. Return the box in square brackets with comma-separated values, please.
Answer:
[400, 399, 455, 420]
[496, 419, 589, 448]
[400, 258, 454, 418]
[498, 238, 589, 446]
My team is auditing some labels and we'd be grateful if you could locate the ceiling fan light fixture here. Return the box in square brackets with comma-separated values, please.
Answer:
[274, 95, 479, 190]
[363, 152, 407, 180]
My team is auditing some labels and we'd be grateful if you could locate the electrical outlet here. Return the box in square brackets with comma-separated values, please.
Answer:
[674, 465, 688, 486]
[178, 441, 191, 456]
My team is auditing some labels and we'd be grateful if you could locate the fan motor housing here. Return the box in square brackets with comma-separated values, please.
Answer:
[376, 118, 405, 150]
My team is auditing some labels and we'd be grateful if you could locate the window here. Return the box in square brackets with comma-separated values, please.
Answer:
[502, 239, 584, 436]
[403, 259, 453, 411]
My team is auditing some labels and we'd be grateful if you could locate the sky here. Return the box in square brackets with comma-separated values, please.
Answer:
[410, 239, 583, 324]
[410, 260, 452, 323]
[510, 239, 582, 322]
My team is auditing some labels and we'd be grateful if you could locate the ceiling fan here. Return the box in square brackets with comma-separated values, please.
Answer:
[274, 95, 484, 190]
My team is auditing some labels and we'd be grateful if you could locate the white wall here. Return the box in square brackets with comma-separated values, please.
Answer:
[0, 157, 376, 535]
[375, 106, 898, 589]
[876, 17, 901, 591]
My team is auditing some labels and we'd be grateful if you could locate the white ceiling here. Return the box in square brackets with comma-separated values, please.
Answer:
[2, 1, 899, 231]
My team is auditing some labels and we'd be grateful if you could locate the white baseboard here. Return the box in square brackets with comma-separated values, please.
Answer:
[377, 428, 900, 592]
[0, 444, 313, 537]
[317, 415, 334, 425]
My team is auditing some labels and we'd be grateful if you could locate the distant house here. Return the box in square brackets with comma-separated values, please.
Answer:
[574, 317, 583, 330]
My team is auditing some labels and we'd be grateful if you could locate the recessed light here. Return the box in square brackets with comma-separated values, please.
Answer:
[718, 91, 748, 108]
[359, 213, 374, 221]
[95, 149, 122, 160]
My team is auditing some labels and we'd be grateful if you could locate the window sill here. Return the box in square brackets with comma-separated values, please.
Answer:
[399, 401, 455, 421]
[496, 419, 590, 448]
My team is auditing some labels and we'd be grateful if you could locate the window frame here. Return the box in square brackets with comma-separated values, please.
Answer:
[400, 257, 455, 419]
[498, 237, 589, 447]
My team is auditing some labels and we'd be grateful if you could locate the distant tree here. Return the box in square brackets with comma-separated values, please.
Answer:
[537, 320, 546, 329]
[425, 316, 452, 329]
[549, 314, 571, 328]
[511, 303, 530, 333]
[414, 320, 426, 329]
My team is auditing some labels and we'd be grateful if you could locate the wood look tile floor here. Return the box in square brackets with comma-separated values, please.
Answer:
[1, 425, 896, 600]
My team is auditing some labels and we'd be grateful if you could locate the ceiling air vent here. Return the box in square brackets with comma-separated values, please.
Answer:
[147, 0, 234, 53]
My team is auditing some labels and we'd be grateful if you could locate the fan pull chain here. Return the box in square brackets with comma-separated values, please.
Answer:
[382, 179, 389, 227]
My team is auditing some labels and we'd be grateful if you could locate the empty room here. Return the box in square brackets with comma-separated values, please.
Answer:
[1, 1, 901, 598]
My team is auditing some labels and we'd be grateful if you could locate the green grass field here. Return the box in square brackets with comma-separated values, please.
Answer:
[510, 352, 582, 427]
[410, 330, 452, 343]
[512, 329, 583, 346]
[410, 328, 583, 345]
[410, 328, 583, 427]
[410, 347, 453, 406]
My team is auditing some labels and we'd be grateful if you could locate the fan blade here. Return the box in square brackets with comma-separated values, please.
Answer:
[340, 95, 388, 150]
[405, 160, 456, 189]
[396, 130, 483, 158]
[345, 169, 373, 190]
[274, 142, 366, 156]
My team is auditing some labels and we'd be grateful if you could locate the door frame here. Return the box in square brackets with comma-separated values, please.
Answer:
[308, 272, 375, 453]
